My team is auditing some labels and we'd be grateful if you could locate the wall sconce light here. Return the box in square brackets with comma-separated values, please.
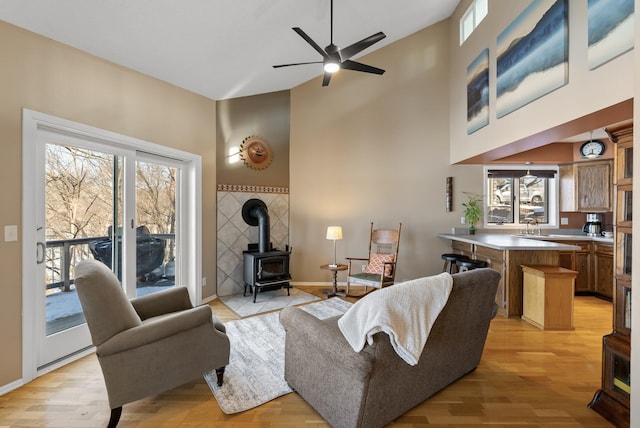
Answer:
[227, 146, 241, 164]
[326, 226, 343, 267]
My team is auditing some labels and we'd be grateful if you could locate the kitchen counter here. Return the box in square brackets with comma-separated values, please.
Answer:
[437, 233, 586, 318]
[437, 233, 581, 251]
[512, 234, 614, 244]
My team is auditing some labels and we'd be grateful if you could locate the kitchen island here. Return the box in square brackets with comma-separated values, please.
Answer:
[438, 233, 580, 318]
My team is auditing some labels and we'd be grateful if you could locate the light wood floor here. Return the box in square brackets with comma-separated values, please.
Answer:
[0, 287, 615, 427]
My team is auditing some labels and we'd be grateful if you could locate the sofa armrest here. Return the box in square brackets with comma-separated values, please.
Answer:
[279, 306, 374, 379]
[131, 286, 193, 320]
[98, 305, 215, 356]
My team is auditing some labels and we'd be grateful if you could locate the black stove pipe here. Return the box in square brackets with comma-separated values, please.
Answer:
[241, 199, 270, 253]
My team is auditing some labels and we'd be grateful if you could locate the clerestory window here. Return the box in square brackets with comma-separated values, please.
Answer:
[460, 0, 488, 45]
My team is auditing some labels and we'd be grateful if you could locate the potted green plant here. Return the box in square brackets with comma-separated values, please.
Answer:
[462, 192, 483, 235]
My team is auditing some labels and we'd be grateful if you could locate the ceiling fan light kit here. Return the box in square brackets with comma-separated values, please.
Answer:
[273, 0, 386, 86]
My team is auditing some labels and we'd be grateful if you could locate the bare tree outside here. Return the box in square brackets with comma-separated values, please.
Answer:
[45, 145, 177, 292]
[46, 145, 117, 241]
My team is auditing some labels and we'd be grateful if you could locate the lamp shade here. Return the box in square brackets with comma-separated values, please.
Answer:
[326, 226, 343, 240]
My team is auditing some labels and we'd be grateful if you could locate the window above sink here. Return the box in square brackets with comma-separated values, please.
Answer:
[484, 166, 559, 230]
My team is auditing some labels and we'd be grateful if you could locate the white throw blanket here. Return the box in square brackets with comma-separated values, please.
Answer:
[338, 273, 453, 366]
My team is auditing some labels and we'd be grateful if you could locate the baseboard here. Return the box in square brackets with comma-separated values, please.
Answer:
[202, 293, 218, 304]
[0, 378, 25, 396]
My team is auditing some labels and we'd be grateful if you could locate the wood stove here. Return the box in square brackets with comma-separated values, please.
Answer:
[241, 199, 291, 302]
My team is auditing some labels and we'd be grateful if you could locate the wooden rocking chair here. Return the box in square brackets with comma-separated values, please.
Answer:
[345, 222, 402, 297]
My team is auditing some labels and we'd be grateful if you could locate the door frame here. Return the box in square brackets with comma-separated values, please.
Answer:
[21, 109, 203, 382]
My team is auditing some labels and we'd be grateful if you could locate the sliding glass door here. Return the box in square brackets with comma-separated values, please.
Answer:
[23, 110, 200, 376]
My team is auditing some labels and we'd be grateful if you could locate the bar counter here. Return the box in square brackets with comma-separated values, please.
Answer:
[436, 233, 582, 251]
[437, 233, 581, 318]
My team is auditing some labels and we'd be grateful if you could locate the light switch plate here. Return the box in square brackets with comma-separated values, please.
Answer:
[4, 225, 18, 242]
[561, 217, 569, 225]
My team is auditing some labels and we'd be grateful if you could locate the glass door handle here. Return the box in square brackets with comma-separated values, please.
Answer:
[36, 242, 46, 264]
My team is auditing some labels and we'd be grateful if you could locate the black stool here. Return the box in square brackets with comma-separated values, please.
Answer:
[441, 253, 469, 274]
[457, 259, 488, 272]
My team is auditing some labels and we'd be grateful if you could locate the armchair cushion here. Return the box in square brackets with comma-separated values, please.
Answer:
[364, 253, 395, 276]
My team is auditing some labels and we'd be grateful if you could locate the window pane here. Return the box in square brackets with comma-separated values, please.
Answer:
[475, 0, 488, 25]
[488, 177, 514, 223]
[461, 12, 474, 43]
[519, 177, 548, 224]
[135, 160, 177, 297]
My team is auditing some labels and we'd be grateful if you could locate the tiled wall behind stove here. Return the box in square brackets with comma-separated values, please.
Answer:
[216, 185, 289, 296]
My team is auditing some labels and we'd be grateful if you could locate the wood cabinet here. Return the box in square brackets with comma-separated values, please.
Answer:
[576, 161, 612, 211]
[560, 160, 613, 212]
[521, 265, 577, 330]
[474, 245, 506, 316]
[556, 241, 591, 293]
[450, 241, 560, 318]
[589, 121, 632, 427]
[593, 242, 614, 299]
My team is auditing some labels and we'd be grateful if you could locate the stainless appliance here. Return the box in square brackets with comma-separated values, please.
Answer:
[583, 213, 603, 236]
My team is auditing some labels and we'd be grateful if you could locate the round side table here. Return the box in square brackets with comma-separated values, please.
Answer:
[320, 264, 348, 298]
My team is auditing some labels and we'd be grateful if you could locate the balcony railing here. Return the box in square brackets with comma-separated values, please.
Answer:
[45, 233, 176, 292]
[45, 233, 176, 336]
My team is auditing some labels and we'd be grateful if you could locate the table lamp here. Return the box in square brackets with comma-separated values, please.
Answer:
[326, 226, 343, 267]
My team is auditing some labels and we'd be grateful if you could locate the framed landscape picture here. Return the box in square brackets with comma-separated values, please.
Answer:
[496, 0, 568, 118]
[588, 0, 634, 70]
[467, 48, 489, 134]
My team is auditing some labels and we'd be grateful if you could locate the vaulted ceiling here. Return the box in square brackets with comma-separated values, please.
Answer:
[0, 0, 460, 100]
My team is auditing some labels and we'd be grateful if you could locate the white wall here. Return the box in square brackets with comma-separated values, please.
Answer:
[290, 20, 483, 284]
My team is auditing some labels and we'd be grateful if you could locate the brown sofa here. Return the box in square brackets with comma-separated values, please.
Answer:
[279, 268, 500, 428]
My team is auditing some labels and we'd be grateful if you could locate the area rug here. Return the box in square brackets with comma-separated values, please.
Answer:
[219, 287, 321, 318]
[204, 297, 352, 414]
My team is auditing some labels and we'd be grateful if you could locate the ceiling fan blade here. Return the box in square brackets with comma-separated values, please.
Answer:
[341, 60, 385, 75]
[292, 27, 328, 59]
[322, 72, 332, 86]
[339, 32, 386, 61]
[273, 61, 323, 68]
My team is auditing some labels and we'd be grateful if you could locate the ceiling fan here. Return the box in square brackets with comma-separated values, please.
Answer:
[273, 0, 386, 86]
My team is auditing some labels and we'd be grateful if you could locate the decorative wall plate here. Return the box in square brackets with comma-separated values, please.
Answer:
[240, 136, 273, 170]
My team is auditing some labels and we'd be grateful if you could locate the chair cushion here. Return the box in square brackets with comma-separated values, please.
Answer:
[348, 272, 393, 288]
[365, 253, 395, 276]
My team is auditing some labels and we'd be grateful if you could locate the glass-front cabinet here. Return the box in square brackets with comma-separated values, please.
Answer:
[589, 121, 633, 427]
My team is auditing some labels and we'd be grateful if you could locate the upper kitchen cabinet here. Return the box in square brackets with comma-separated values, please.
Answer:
[560, 160, 613, 212]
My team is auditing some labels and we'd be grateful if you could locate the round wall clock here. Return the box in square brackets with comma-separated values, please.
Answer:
[579, 139, 605, 159]
[240, 136, 273, 170]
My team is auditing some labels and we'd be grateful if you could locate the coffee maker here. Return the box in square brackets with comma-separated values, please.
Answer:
[583, 213, 602, 237]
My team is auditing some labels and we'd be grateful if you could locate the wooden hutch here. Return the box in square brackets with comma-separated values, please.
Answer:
[589, 121, 633, 426]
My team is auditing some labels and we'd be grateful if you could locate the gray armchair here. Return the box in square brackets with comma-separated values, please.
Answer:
[74, 260, 230, 428]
